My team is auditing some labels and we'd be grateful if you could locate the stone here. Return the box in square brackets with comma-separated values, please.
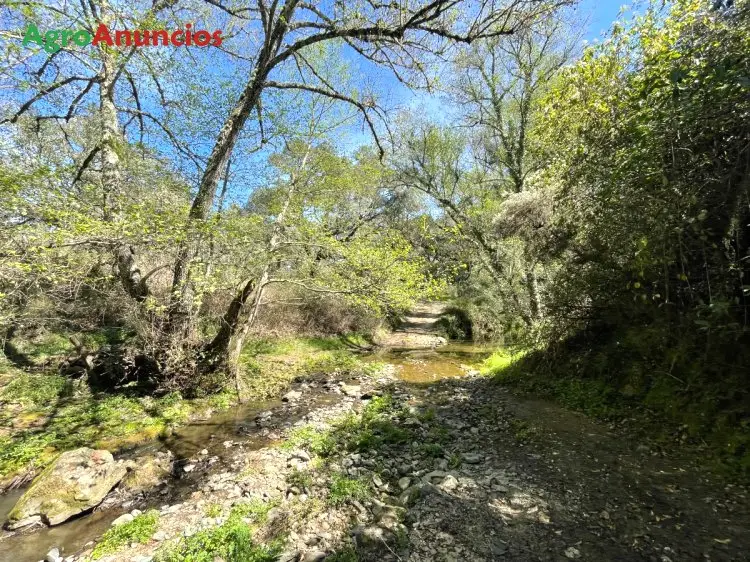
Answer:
[300, 551, 326, 562]
[398, 477, 411, 491]
[183, 464, 196, 473]
[111, 513, 134, 526]
[45, 547, 62, 562]
[282, 390, 302, 402]
[461, 453, 482, 464]
[564, 547, 581, 559]
[341, 384, 361, 398]
[6, 448, 128, 529]
[399, 485, 421, 507]
[423, 470, 447, 484]
[152, 531, 167, 541]
[438, 474, 459, 491]
[121, 453, 173, 493]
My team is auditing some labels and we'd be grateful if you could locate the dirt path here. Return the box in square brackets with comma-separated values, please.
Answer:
[376, 302, 449, 350]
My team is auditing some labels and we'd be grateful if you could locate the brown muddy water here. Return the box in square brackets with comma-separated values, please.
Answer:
[0, 342, 491, 562]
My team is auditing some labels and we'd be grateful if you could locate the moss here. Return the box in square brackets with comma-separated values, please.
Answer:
[91, 510, 159, 559]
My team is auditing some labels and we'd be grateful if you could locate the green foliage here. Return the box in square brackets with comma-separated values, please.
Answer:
[0, 366, 237, 482]
[327, 474, 370, 506]
[92, 510, 159, 559]
[283, 394, 412, 476]
[156, 503, 280, 562]
[436, 307, 473, 340]
[491, 318, 750, 474]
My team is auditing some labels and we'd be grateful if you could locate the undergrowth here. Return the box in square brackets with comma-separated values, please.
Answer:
[91, 510, 159, 559]
[486, 322, 750, 478]
[155, 501, 280, 562]
[0, 333, 375, 485]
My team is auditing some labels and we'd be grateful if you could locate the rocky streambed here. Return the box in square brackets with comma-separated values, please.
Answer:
[2, 343, 750, 562]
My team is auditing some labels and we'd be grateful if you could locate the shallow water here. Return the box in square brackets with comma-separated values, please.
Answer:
[0, 342, 490, 561]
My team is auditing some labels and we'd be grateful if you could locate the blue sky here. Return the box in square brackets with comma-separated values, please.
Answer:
[580, 0, 626, 39]
[332, 1, 628, 150]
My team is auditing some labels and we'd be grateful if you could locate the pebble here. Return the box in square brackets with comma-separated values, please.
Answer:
[398, 477, 411, 490]
[45, 548, 62, 562]
[564, 546, 581, 559]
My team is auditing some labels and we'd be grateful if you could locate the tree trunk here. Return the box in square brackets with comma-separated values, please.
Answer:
[167, 16, 294, 337]
[525, 267, 542, 320]
[202, 147, 310, 381]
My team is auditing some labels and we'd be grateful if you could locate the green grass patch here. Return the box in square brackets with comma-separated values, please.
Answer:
[156, 503, 280, 562]
[327, 474, 370, 506]
[91, 510, 159, 559]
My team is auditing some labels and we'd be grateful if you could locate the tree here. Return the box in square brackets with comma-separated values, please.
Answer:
[165, 0, 575, 342]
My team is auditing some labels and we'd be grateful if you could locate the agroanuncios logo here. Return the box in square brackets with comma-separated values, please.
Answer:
[23, 23, 223, 53]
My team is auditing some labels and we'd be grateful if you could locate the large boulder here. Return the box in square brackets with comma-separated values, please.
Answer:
[5, 448, 127, 529]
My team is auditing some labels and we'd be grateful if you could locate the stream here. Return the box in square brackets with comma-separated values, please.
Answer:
[0, 342, 491, 562]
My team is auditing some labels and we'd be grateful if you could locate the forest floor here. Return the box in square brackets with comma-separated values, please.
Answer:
[3, 310, 750, 561]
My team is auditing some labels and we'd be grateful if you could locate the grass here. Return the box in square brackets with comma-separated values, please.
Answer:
[91, 510, 159, 559]
[481, 348, 525, 374]
[205, 503, 223, 518]
[155, 502, 280, 562]
[327, 474, 370, 506]
[283, 395, 412, 462]
[238, 335, 379, 401]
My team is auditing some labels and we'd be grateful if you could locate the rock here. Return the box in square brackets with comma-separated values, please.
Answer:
[461, 453, 482, 464]
[300, 551, 326, 562]
[277, 552, 300, 562]
[152, 531, 167, 541]
[282, 390, 302, 402]
[564, 547, 581, 559]
[121, 453, 173, 493]
[6, 448, 128, 529]
[183, 464, 196, 473]
[45, 547, 62, 562]
[341, 384, 361, 398]
[111, 513, 134, 526]
[438, 474, 458, 491]
[398, 477, 411, 491]
[399, 485, 421, 507]
[423, 470, 447, 484]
